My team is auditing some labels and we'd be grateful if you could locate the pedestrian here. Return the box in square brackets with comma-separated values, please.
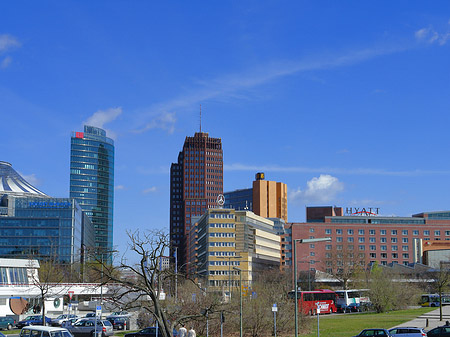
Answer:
[178, 324, 187, 337]
[187, 326, 196, 337]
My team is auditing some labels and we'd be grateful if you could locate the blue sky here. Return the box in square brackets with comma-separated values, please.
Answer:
[1, 1, 450, 257]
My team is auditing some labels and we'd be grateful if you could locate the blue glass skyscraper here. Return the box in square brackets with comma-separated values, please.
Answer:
[70, 125, 114, 254]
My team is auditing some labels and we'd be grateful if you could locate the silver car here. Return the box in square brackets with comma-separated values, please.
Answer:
[67, 319, 113, 337]
[389, 327, 426, 337]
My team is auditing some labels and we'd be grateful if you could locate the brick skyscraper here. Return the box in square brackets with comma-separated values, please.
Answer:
[170, 132, 223, 268]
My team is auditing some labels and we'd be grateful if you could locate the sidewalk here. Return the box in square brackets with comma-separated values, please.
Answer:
[393, 306, 450, 330]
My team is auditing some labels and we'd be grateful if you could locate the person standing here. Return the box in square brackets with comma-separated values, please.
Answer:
[178, 324, 187, 337]
[187, 327, 196, 337]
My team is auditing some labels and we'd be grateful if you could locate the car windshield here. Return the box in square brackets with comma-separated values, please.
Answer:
[56, 315, 66, 319]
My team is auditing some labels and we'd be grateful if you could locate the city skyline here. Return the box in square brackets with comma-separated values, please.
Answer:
[1, 2, 450, 260]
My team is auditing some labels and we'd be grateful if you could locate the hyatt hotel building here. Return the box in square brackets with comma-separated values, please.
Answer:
[284, 206, 450, 273]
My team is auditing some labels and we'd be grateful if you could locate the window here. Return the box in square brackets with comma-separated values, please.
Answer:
[370, 253, 376, 258]
[358, 237, 365, 243]
[325, 253, 331, 258]
[369, 237, 376, 243]
[391, 230, 397, 235]
[358, 229, 365, 235]
[380, 237, 387, 243]
[337, 245, 343, 250]
[413, 230, 419, 236]
[336, 237, 343, 242]
[381, 253, 387, 258]
[310, 252, 315, 256]
[391, 238, 397, 243]
[369, 229, 376, 235]
[446, 231, 450, 236]
[347, 237, 354, 242]
[336, 229, 342, 234]
[392, 246, 398, 251]
[402, 246, 409, 251]
[403, 253, 409, 259]
[325, 229, 331, 235]
[370, 245, 376, 251]
[402, 238, 408, 243]
[309, 228, 315, 233]
[424, 230, 430, 236]
[310, 244, 315, 248]
[392, 253, 398, 258]
[348, 229, 354, 235]
[435, 230, 441, 236]
[359, 245, 365, 251]
[380, 229, 386, 235]
[402, 230, 408, 235]
[326, 245, 332, 250]
[381, 245, 387, 251]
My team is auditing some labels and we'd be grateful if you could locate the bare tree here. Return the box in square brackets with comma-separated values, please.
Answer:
[28, 256, 66, 325]
[429, 263, 450, 321]
[325, 244, 366, 289]
[96, 230, 221, 337]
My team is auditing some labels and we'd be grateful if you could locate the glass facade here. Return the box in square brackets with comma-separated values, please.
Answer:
[0, 196, 90, 263]
[70, 125, 114, 254]
[224, 188, 253, 211]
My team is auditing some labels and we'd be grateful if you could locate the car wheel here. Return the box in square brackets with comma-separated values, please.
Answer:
[7, 324, 12, 330]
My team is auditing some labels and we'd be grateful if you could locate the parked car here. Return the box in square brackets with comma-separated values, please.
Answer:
[106, 311, 130, 319]
[336, 303, 351, 313]
[353, 328, 393, 337]
[67, 319, 113, 337]
[0, 317, 16, 330]
[106, 317, 128, 330]
[389, 327, 426, 337]
[19, 326, 73, 337]
[17, 315, 52, 328]
[427, 325, 450, 337]
[347, 303, 361, 312]
[51, 315, 79, 327]
[84, 313, 96, 318]
[124, 327, 177, 337]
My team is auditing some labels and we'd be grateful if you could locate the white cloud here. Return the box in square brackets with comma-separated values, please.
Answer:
[19, 172, 40, 186]
[224, 163, 450, 176]
[135, 111, 176, 134]
[115, 185, 125, 191]
[415, 26, 450, 45]
[289, 174, 344, 204]
[85, 107, 122, 129]
[1, 56, 11, 69]
[0, 34, 20, 53]
[142, 186, 157, 194]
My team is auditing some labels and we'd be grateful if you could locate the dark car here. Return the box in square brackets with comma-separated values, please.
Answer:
[106, 317, 128, 330]
[0, 317, 16, 330]
[51, 315, 79, 327]
[124, 327, 175, 337]
[67, 319, 113, 337]
[84, 313, 96, 318]
[427, 325, 450, 337]
[347, 303, 361, 312]
[17, 315, 52, 328]
[353, 328, 393, 337]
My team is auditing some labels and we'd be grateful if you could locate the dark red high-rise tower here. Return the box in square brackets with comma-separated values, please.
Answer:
[170, 132, 223, 268]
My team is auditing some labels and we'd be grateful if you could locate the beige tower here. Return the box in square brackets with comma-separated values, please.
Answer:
[252, 172, 288, 222]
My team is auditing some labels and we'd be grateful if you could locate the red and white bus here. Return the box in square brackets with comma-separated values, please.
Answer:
[288, 289, 338, 315]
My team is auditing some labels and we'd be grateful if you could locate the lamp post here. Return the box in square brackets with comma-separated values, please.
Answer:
[218, 255, 241, 300]
[233, 266, 242, 337]
[293, 238, 331, 337]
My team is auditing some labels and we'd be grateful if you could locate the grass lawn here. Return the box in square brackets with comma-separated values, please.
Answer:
[301, 307, 435, 337]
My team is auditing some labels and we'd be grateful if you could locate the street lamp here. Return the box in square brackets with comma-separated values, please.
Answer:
[233, 266, 242, 337]
[218, 255, 241, 300]
[293, 238, 331, 337]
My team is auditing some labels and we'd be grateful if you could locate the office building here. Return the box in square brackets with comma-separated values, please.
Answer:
[0, 161, 94, 263]
[188, 208, 281, 294]
[70, 125, 114, 253]
[170, 132, 223, 267]
[284, 206, 450, 274]
[224, 172, 288, 221]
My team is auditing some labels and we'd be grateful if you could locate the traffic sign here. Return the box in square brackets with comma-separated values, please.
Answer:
[68, 291, 74, 300]
[272, 304, 278, 312]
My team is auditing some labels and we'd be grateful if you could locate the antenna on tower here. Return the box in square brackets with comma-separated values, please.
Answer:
[199, 104, 202, 132]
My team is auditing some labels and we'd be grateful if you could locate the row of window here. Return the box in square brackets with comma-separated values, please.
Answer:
[209, 261, 240, 266]
[325, 244, 410, 251]
[209, 233, 234, 237]
[209, 242, 235, 247]
[209, 214, 234, 219]
[209, 251, 237, 256]
[209, 223, 235, 228]
[335, 237, 411, 243]
[318, 228, 450, 236]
